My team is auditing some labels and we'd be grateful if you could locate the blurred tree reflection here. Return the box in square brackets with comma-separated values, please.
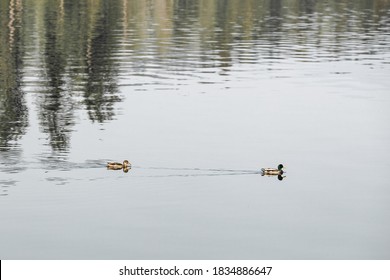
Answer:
[35, 0, 122, 152]
[0, 0, 389, 154]
[83, 1, 122, 123]
[37, 1, 74, 152]
[0, 0, 28, 152]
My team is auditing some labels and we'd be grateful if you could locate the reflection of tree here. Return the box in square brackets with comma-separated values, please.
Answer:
[0, 0, 28, 152]
[83, 4, 121, 123]
[36, 0, 122, 153]
[299, 0, 317, 14]
[266, 0, 283, 33]
[0, 88, 27, 150]
[1, 0, 390, 153]
[37, 3, 74, 152]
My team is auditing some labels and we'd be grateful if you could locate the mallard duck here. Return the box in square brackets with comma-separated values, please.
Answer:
[107, 160, 131, 171]
[261, 164, 284, 175]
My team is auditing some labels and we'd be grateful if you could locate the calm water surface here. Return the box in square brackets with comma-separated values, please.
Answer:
[1, 0, 390, 259]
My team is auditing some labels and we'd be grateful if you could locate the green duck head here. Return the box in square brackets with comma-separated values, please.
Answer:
[278, 164, 284, 170]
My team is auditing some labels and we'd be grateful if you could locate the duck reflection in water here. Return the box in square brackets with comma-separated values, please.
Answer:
[106, 160, 131, 173]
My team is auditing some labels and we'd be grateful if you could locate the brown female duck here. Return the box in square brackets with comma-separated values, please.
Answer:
[107, 160, 131, 171]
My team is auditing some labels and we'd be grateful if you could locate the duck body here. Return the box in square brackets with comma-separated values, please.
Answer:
[261, 164, 284, 176]
[107, 160, 131, 170]
[261, 168, 284, 175]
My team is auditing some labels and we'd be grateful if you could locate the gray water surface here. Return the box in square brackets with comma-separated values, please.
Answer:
[1, 0, 390, 259]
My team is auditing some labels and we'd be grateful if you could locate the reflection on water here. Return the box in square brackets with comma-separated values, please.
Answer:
[0, 0, 28, 152]
[1, 0, 390, 259]
[0, 3, 388, 136]
[1, 0, 389, 155]
[37, 0, 122, 152]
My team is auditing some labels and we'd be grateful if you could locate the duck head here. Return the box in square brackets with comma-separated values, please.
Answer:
[123, 160, 130, 168]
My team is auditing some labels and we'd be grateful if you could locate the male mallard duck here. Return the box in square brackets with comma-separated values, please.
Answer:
[107, 160, 131, 171]
[261, 164, 284, 176]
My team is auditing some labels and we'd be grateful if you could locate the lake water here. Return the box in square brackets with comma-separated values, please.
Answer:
[1, 0, 390, 259]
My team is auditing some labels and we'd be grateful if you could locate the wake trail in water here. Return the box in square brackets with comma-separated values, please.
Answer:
[0, 159, 261, 178]
[129, 166, 260, 178]
[133, 172, 259, 178]
[134, 166, 258, 173]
